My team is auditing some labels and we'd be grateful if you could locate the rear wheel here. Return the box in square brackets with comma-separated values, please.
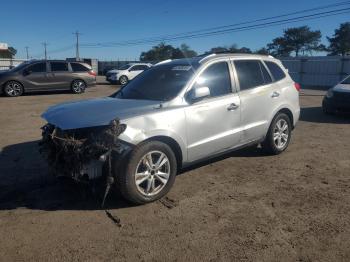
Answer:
[262, 113, 292, 155]
[119, 75, 128, 85]
[3, 81, 23, 97]
[116, 141, 177, 204]
[71, 79, 86, 94]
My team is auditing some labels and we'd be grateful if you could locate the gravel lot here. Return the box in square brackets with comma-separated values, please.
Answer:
[0, 79, 349, 262]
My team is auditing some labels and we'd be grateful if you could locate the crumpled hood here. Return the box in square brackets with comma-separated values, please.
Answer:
[42, 97, 161, 130]
[334, 83, 350, 93]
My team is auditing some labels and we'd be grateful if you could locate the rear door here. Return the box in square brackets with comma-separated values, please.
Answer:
[185, 60, 241, 162]
[47, 61, 72, 89]
[232, 59, 276, 143]
[21, 62, 49, 90]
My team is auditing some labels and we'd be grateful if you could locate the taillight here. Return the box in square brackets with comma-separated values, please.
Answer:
[294, 82, 301, 92]
[88, 70, 96, 76]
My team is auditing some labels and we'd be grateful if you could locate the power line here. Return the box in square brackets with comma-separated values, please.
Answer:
[81, 3, 350, 48]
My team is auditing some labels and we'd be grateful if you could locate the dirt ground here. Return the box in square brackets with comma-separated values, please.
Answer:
[0, 79, 349, 262]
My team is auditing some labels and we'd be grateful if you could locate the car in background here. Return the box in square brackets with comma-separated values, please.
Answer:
[323, 75, 350, 114]
[106, 63, 152, 85]
[0, 60, 96, 97]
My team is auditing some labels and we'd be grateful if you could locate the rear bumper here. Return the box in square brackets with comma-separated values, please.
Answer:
[323, 96, 350, 112]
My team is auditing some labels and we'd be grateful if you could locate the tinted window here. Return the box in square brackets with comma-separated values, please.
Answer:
[195, 62, 232, 97]
[27, 62, 46, 73]
[130, 65, 148, 71]
[260, 62, 272, 84]
[51, 62, 68, 71]
[265, 61, 286, 81]
[119, 64, 131, 70]
[114, 63, 198, 101]
[234, 60, 265, 90]
[71, 63, 90, 72]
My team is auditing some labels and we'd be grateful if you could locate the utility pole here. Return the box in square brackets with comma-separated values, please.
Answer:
[42, 42, 48, 60]
[73, 30, 81, 60]
[25, 46, 29, 60]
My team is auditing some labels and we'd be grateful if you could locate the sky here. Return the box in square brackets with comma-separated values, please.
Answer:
[1, 0, 349, 60]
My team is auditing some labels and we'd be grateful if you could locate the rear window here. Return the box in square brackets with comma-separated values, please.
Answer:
[71, 63, 90, 72]
[265, 61, 286, 81]
[51, 62, 68, 72]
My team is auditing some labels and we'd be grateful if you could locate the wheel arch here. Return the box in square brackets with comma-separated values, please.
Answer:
[142, 136, 183, 169]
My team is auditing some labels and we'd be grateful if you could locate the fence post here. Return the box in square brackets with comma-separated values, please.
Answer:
[299, 58, 307, 86]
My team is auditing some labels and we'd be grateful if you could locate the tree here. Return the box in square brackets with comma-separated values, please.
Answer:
[255, 47, 269, 55]
[327, 22, 350, 56]
[140, 43, 197, 61]
[205, 44, 252, 54]
[267, 26, 324, 57]
[179, 44, 197, 57]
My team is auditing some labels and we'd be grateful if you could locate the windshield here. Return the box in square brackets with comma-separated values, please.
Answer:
[9, 61, 31, 72]
[342, 76, 350, 85]
[118, 64, 131, 70]
[114, 63, 198, 101]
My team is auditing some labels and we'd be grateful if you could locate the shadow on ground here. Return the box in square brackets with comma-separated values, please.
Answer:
[0, 140, 267, 211]
[300, 107, 350, 124]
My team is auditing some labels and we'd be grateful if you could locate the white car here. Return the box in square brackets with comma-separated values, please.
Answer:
[106, 63, 152, 85]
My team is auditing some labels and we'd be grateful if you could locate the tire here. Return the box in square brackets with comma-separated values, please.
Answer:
[117, 141, 177, 204]
[3, 81, 24, 97]
[262, 113, 292, 155]
[119, 75, 128, 85]
[71, 79, 86, 94]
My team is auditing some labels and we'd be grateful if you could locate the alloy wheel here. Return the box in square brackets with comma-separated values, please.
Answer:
[5, 81, 22, 97]
[134, 151, 170, 196]
[273, 119, 289, 149]
[72, 80, 85, 93]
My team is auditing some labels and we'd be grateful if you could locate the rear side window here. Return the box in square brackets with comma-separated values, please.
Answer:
[196, 61, 232, 98]
[27, 62, 46, 73]
[71, 63, 90, 72]
[234, 60, 266, 91]
[260, 62, 272, 84]
[51, 62, 68, 72]
[265, 61, 286, 81]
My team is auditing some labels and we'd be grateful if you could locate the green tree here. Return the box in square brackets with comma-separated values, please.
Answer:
[140, 43, 197, 61]
[327, 22, 350, 56]
[255, 47, 269, 55]
[267, 26, 324, 57]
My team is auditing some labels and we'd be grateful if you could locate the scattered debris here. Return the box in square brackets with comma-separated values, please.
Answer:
[105, 210, 122, 227]
[159, 196, 178, 209]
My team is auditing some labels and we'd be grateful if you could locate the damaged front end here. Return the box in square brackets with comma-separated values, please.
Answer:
[39, 119, 128, 182]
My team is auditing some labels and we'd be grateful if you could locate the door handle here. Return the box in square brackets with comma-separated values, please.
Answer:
[227, 103, 239, 111]
[271, 91, 280, 98]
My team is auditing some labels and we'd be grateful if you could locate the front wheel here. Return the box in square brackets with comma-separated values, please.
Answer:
[3, 81, 23, 97]
[71, 79, 86, 94]
[262, 113, 292, 155]
[116, 141, 177, 204]
[119, 75, 128, 85]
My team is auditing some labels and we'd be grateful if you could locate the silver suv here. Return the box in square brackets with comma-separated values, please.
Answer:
[42, 53, 300, 204]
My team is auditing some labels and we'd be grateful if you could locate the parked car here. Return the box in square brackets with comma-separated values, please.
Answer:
[106, 63, 151, 85]
[42, 53, 300, 204]
[323, 75, 350, 114]
[0, 60, 96, 97]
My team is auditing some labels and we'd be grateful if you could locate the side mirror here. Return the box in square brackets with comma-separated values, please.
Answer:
[190, 86, 210, 102]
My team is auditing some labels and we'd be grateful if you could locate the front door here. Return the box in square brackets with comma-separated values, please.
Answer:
[22, 62, 49, 91]
[185, 61, 241, 162]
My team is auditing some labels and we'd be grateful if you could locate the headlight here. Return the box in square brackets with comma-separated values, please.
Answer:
[326, 89, 334, 98]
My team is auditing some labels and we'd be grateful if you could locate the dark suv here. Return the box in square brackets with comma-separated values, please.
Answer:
[0, 60, 96, 97]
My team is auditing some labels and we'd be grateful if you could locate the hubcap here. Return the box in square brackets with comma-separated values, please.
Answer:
[273, 119, 289, 149]
[73, 81, 85, 92]
[135, 151, 170, 196]
[120, 77, 127, 85]
[5, 82, 21, 96]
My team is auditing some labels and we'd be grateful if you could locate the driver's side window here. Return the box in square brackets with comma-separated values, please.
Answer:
[194, 61, 232, 98]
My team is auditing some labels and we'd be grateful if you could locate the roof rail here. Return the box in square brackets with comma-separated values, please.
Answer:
[198, 53, 216, 63]
[154, 59, 172, 66]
